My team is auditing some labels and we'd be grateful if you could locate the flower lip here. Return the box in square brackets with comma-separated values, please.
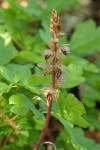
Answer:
[59, 44, 70, 55]
[43, 50, 53, 60]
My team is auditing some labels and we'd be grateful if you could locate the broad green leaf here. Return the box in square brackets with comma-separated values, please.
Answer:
[69, 128, 100, 150]
[63, 54, 99, 73]
[71, 20, 100, 56]
[9, 94, 34, 115]
[65, 64, 85, 88]
[0, 37, 17, 66]
[58, 93, 89, 127]
[0, 82, 11, 96]
[26, 74, 51, 94]
[0, 64, 32, 84]
[18, 51, 44, 63]
[55, 117, 96, 150]
[54, 116, 87, 150]
[28, 74, 50, 85]
[67, 128, 99, 150]
[9, 94, 44, 118]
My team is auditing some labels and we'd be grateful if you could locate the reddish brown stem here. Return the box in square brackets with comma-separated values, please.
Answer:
[34, 10, 58, 149]
[34, 9, 68, 149]
[34, 99, 53, 150]
[34, 70, 56, 150]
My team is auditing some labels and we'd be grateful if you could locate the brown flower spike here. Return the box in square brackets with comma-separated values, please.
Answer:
[34, 9, 70, 150]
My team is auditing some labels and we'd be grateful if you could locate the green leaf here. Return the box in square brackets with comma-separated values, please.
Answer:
[55, 117, 97, 150]
[0, 64, 32, 84]
[18, 51, 44, 63]
[63, 54, 99, 73]
[69, 128, 100, 150]
[58, 93, 89, 127]
[28, 74, 50, 85]
[68, 127, 97, 150]
[9, 94, 33, 116]
[0, 37, 17, 66]
[9, 94, 44, 118]
[54, 116, 88, 150]
[66, 64, 85, 88]
[71, 20, 100, 56]
[0, 82, 11, 96]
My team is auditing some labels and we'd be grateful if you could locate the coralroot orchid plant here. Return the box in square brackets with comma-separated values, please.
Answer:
[34, 9, 70, 150]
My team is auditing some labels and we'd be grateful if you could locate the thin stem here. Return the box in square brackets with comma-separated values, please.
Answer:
[34, 41, 57, 150]
[34, 70, 56, 150]
[34, 9, 59, 150]
[34, 100, 53, 150]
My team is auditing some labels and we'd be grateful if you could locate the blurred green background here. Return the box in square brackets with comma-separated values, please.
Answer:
[0, 0, 100, 150]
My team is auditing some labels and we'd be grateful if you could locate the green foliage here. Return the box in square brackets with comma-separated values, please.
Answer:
[0, 37, 17, 66]
[71, 20, 100, 56]
[66, 64, 85, 88]
[0, 0, 100, 149]
[0, 64, 32, 83]
[58, 93, 89, 127]
[9, 94, 35, 116]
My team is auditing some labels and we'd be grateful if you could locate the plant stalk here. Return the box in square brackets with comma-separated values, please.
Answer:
[34, 67, 56, 150]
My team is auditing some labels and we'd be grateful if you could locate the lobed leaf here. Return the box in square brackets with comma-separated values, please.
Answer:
[9, 94, 44, 118]
[0, 64, 32, 84]
[58, 93, 89, 127]
[71, 20, 100, 56]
